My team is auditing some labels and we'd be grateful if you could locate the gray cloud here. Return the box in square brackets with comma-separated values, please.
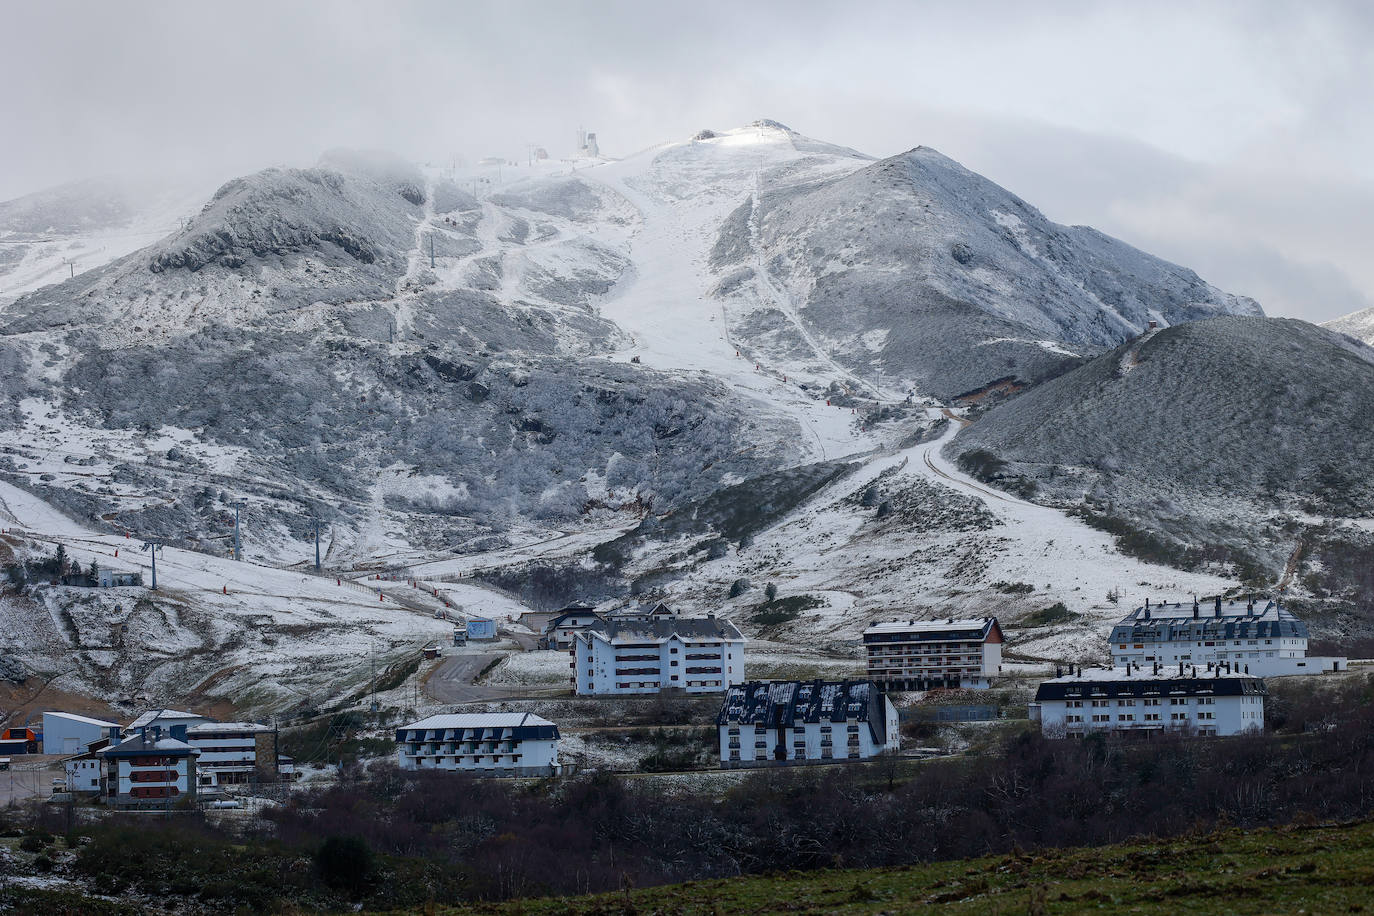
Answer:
[1, 0, 1369, 321]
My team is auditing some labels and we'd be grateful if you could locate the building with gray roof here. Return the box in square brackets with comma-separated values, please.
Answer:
[1110, 596, 1344, 677]
[572, 615, 744, 695]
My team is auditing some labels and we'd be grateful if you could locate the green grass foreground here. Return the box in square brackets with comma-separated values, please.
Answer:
[443, 819, 1374, 915]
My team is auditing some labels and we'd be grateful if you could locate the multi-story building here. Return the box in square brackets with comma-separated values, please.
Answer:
[395, 713, 560, 777]
[542, 605, 605, 650]
[716, 680, 900, 766]
[1110, 597, 1345, 677]
[186, 722, 285, 787]
[862, 617, 1003, 689]
[1031, 666, 1267, 738]
[572, 615, 745, 695]
[98, 726, 200, 807]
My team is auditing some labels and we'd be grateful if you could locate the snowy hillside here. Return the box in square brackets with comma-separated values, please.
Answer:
[947, 316, 1374, 623]
[712, 146, 1261, 399]
[0, 121, 1354, 716]
[1325, 306, 1374, 346]
[0, 176, 210, 304]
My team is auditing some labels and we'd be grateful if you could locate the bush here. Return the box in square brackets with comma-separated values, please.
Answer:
[728, 578, 750, 598]
[18, 834, 44, 853]
[764, 582, 778, 601]
[315, 835, 374, 896]
[1023, 602, 1075, 627]
[33, 854, 53, 872]
[752, 595, 824, 627]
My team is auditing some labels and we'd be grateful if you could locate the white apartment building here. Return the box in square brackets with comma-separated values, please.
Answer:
[717, 680, 900, 766]
[1031, 666, 1267, 738]
[396, 713, 561, 777]
[863, 617, 1003, 689]
[1111, 597, 1345, 677]
[186, 722, 284, 787]
[572, 616, 745, 695]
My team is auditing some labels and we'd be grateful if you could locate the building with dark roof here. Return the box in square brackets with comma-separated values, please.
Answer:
[1031, 665, 1267, 738]
[541, 605, 605, 649]
[1110, 596, 1344, 677]
[97, 726, 201, 807]
[716, 680, 899, 766]
[863, 617, 1003, 689]
[573, 615, 744, 695]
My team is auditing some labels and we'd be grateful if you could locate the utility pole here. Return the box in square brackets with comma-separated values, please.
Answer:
[308, 519, 323, 572]
[141, 540, 163, 590]
[230, 502, 244, 561]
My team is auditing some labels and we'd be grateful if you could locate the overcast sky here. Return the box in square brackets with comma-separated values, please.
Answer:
[3, 0, 1370, 322]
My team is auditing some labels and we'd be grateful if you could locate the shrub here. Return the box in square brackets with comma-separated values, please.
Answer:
[728, 578, 750, 598]
[19, 834, 44, 853]
[1023, 602, 1075, 627]
[315, 835, 374, 897]
[764, 583, 778, 601]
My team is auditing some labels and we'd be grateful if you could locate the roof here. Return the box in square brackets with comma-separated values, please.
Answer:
[716, 680, 890, 745]
[1111, 597, 1308, 643]
[1035, 668, 1268, 702]
[545, 608, 604, 630]
[42, 711, 119, 728]
[127, 709, 208, 729]
[100, 734, 199, 757]
[396, 712, 558, 742]
[583, 616, 744, 644]
[864, 617, 1000, 642]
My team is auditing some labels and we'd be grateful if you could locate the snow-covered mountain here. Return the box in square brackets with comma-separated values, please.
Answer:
[712, 144, 1261, 399]
[1325, 306, 1374, 346]
[0, 120, 1359, 715]
[0, 175, 212, 304]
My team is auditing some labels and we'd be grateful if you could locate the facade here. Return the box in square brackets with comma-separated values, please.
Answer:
[63, 737, 112, 794]
[572, 616, 745, 695]
[64, 755, 104, 793]
[466, 617, 497, 640]
[1031, 667, 1267, 738]
[98, 728, 199, 807]
[1110, 597, 1345, 677]
[186, 722, 283, 787]
[395, 713, 560, 776]
[97, 569, 142, 587]
[863, 617, 1004, 689]
[43, 711, 120, 754]
[542, 605, 604, 650]
[717, 680, 900, 766]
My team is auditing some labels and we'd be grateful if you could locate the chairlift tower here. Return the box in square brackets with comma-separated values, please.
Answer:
[140, 540, 164, 590]
[230, 502, 245, 561]
[307, 519, 323, 572]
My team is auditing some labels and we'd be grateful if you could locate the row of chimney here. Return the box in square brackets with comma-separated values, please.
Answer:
[1141, 595, 1260, 621]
